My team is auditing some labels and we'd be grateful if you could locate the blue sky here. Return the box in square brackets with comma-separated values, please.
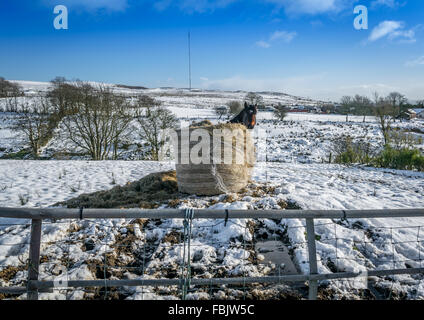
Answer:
[0, 0, 423, 101]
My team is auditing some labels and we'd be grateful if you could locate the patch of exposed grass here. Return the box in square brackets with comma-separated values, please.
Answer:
[18, 193, 30, 205]
[0, 149, 31, 159]
[163, 230, 182, 244]
[0, 266, 25, 282]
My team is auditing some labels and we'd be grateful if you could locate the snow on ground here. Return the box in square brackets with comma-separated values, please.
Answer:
[0, 84, 324, 159]
[2, 105, 422, 162]
[0, 160, 423, 299]
[1, 81, 423, 161]
[0, 112, 27, 158]
[1, 160, 422, 211]
[0, 81, 423, 299]
[0, 160, 173, 209]
[0, 80, 324, 158]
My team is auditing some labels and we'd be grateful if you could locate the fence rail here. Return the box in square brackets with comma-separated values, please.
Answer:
[1, 207, 424, 300]
[1, 207, 423, 220]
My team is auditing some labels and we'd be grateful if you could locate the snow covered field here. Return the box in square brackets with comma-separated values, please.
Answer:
[2, 108, 423, 162]
[1, 81, 423, 161]
[0, 81, 423, 300]
[0, 160, 423, 300]
[0, 80, 323, 159]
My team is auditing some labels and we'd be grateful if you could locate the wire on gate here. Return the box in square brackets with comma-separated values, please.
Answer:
[224, 209, 229, 227]
[181, 208, 194, 300]
[4, 210, 424, 300]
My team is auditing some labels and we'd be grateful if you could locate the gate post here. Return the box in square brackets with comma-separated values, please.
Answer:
[306, 218, 318, 300]
[27, 219, 42, 300]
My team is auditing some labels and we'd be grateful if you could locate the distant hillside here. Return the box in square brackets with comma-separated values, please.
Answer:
[8, 80, 324, 107]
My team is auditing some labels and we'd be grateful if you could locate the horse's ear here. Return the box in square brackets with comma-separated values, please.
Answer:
[244, 102, 248, 108]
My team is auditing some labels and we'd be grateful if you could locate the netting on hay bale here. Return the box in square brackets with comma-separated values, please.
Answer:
[175, 121, 256, 195]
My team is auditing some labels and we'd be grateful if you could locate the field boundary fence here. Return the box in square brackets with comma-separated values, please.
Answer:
[0, 207, 423, 300]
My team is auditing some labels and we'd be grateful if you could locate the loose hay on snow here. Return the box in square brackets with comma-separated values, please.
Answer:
[55, 170, 180, 209]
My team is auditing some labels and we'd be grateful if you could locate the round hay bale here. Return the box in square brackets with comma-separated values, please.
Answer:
[175, 123, 255, 195]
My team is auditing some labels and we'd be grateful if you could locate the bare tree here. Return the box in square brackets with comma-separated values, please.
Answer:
[386, 92, 407, 120]
[387, 92, 407, 107]
[16, 100, 50, 157]
[374, 101, 396, 145]
[245, 92, 264, 107]
[0, 77, 22, 97]
[340, 96, 353, 122]
[134, 95, 160, 109]
[62, 83, 132, 160]
[227, 100, 243, 116]
[353, 94, 372, 122]
[47, 77, 80, 117]
[274, 104, 288, 121]
[136, 104, 178, 161]
[372, 91, 380, 105]
[339, 95, 373, 122]
[0, 77, 23, 112]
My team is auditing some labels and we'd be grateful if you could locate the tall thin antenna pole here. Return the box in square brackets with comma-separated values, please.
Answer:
[188, 31, 192, 91]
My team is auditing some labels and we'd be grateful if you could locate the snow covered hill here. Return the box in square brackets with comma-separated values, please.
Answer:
[8, 80, 324, 106]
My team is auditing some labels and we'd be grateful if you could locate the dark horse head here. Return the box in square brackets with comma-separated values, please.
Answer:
[229, 102, 257, 129]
